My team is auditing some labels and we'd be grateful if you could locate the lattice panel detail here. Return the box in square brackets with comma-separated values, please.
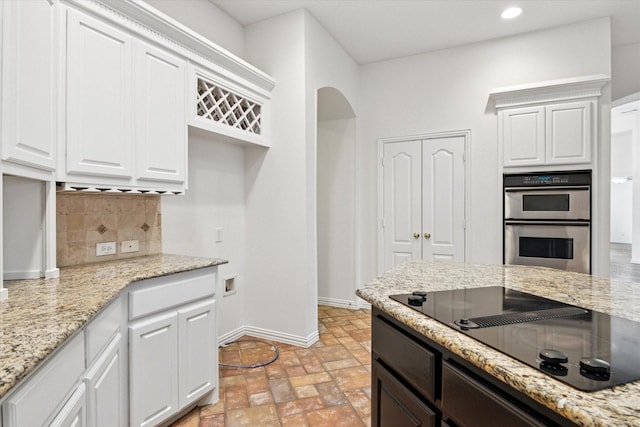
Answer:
[196, 78, 262, 134]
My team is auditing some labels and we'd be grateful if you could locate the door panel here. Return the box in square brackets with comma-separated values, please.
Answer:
[382, 141, 422, 272]
[423, 137, 465, 261]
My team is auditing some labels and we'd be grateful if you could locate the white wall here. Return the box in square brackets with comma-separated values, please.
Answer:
[2, 175, 43, 279]
[357, 18, 612, 284]
[162, 132, 247, 338]
[243, 10, 311, 344]
[242, 10, 360, 345]
[147, 0, 244, 58]
[612, 42, 640, 101]
[317, 117, 356, 306]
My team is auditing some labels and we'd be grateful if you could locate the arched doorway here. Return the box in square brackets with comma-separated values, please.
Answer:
[316, 87, 357, 308]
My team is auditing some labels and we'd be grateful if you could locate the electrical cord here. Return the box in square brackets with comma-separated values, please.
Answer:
[218, 338, 280, 368]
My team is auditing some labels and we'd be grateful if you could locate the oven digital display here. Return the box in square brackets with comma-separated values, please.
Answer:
[519, 236, 573, 259]
[522, 194, 569, 211]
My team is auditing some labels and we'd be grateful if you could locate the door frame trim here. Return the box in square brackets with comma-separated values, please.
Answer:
[377, 129, 471, 275]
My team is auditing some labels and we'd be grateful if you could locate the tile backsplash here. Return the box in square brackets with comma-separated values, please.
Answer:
[56, 193, 162, 267]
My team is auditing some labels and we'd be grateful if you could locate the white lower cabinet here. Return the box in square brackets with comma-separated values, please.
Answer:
[128, 267, 218, 427]
[129, 312, 180, 427]
[0, 267, 218, 427]
[49, 384, 87, 427]
[1, 333, 85, 427]
[178, 300, 217, 408]
[129, 298, 217, 427]
[84, 333, 126, 427]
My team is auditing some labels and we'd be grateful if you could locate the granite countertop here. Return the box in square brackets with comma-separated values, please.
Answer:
[357, 261, 640, 427]
[0, 254, 227, 399]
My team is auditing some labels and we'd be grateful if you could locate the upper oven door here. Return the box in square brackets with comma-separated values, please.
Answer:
[504, 186, 590, 220]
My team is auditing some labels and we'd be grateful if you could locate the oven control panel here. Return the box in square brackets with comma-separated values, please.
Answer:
[504, 171, 591, 187]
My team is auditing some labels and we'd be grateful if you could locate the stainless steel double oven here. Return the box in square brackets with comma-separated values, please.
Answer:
[503, 171, 591, 274]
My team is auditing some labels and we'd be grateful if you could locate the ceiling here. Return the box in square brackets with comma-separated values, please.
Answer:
[211, 0, 640, 65]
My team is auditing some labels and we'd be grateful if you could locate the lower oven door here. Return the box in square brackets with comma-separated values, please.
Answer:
[504, 221, 590, 274]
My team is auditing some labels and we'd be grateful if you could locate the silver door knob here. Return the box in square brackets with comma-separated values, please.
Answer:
[424, 233, 431, 239]
[413, 232, 420, 239]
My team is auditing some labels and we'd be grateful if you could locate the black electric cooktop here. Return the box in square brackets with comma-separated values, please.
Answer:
[390, 286, 640, 391]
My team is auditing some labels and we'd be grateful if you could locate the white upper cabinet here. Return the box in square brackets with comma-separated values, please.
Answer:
[56, 0, 274, 193]
[134, 42, 187, 185]
[1, 0, 57, 172]
[491, 75, 608, 170]
[545, 100, 591, 165]
[65, 9, 135, 180]
[502, 106, 545, 167]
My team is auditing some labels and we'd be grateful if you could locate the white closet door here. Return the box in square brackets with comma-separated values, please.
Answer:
[422, 136, 465, 261]
[382, 140, 422, 272]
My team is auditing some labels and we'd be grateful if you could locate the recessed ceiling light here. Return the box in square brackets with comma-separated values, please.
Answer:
[501, 7, 523, 19]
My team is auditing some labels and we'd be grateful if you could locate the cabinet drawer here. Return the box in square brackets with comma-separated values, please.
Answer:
[85, 296, 122, 366]
[372, 316, 437, 401]
[2, 333, 85, 427]
[129, 268, 216, 320]
[373, 360, 437, 427]
[441, 362, 546, 427]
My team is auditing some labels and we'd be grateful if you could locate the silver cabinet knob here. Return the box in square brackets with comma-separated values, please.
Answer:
[413, 232, 420, 239]
[424, 233, 431, 239]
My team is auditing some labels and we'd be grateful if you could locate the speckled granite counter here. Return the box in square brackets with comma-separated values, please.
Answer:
[357, 261, 640, 427]
[0, 254, 227, 399]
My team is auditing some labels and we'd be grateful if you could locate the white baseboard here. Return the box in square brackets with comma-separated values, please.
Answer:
[218, 325, 319, 348]
[317, 296, 362, 309]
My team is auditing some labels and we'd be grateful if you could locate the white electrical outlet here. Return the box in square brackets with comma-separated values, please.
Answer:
[215, 227, 223, 243]
[96, 242, 116, 256]
[121, 240, 139, 253]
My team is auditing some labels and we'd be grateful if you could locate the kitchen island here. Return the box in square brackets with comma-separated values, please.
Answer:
[357, 261, 640, 427]
[0, 253, 227, 426]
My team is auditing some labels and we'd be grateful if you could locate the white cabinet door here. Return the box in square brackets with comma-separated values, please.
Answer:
[129, 312, 179, 427]
[65, 9, 134, 179]
[49, 384, 87, 427]
[1, 0, 56, 170]
[502, 106, 545, 167]
[546, 101, 592, 165]
[84, 334, 126, 427]
[178, 299, 216, 407]
[134, 42, 187, 184]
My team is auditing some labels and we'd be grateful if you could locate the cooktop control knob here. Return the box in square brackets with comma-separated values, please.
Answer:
[412, 291, 427, 297]
[407, 295, 424, 306]
[580, 358, 611, 375]
[539, 349, 568, 365]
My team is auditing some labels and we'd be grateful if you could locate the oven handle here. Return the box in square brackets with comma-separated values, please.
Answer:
[505, 220, 590, 226]
[504, 186, 590, 192]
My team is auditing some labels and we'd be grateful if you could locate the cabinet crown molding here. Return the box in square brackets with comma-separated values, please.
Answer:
[63, 0, 275, 95]
[490, 74, 610, 109]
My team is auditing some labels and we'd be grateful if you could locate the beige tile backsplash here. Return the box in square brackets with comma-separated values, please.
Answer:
[56, 193, 162, 267]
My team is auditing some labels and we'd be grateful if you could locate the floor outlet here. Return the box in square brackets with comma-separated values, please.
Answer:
[96, 242, 116, 256]
[121, 240, 139, 253]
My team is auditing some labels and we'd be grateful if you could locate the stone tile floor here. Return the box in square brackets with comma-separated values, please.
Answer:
[171, 305, 372, 427]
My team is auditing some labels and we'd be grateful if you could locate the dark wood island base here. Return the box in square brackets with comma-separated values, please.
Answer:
[371, 308, 579, 427]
